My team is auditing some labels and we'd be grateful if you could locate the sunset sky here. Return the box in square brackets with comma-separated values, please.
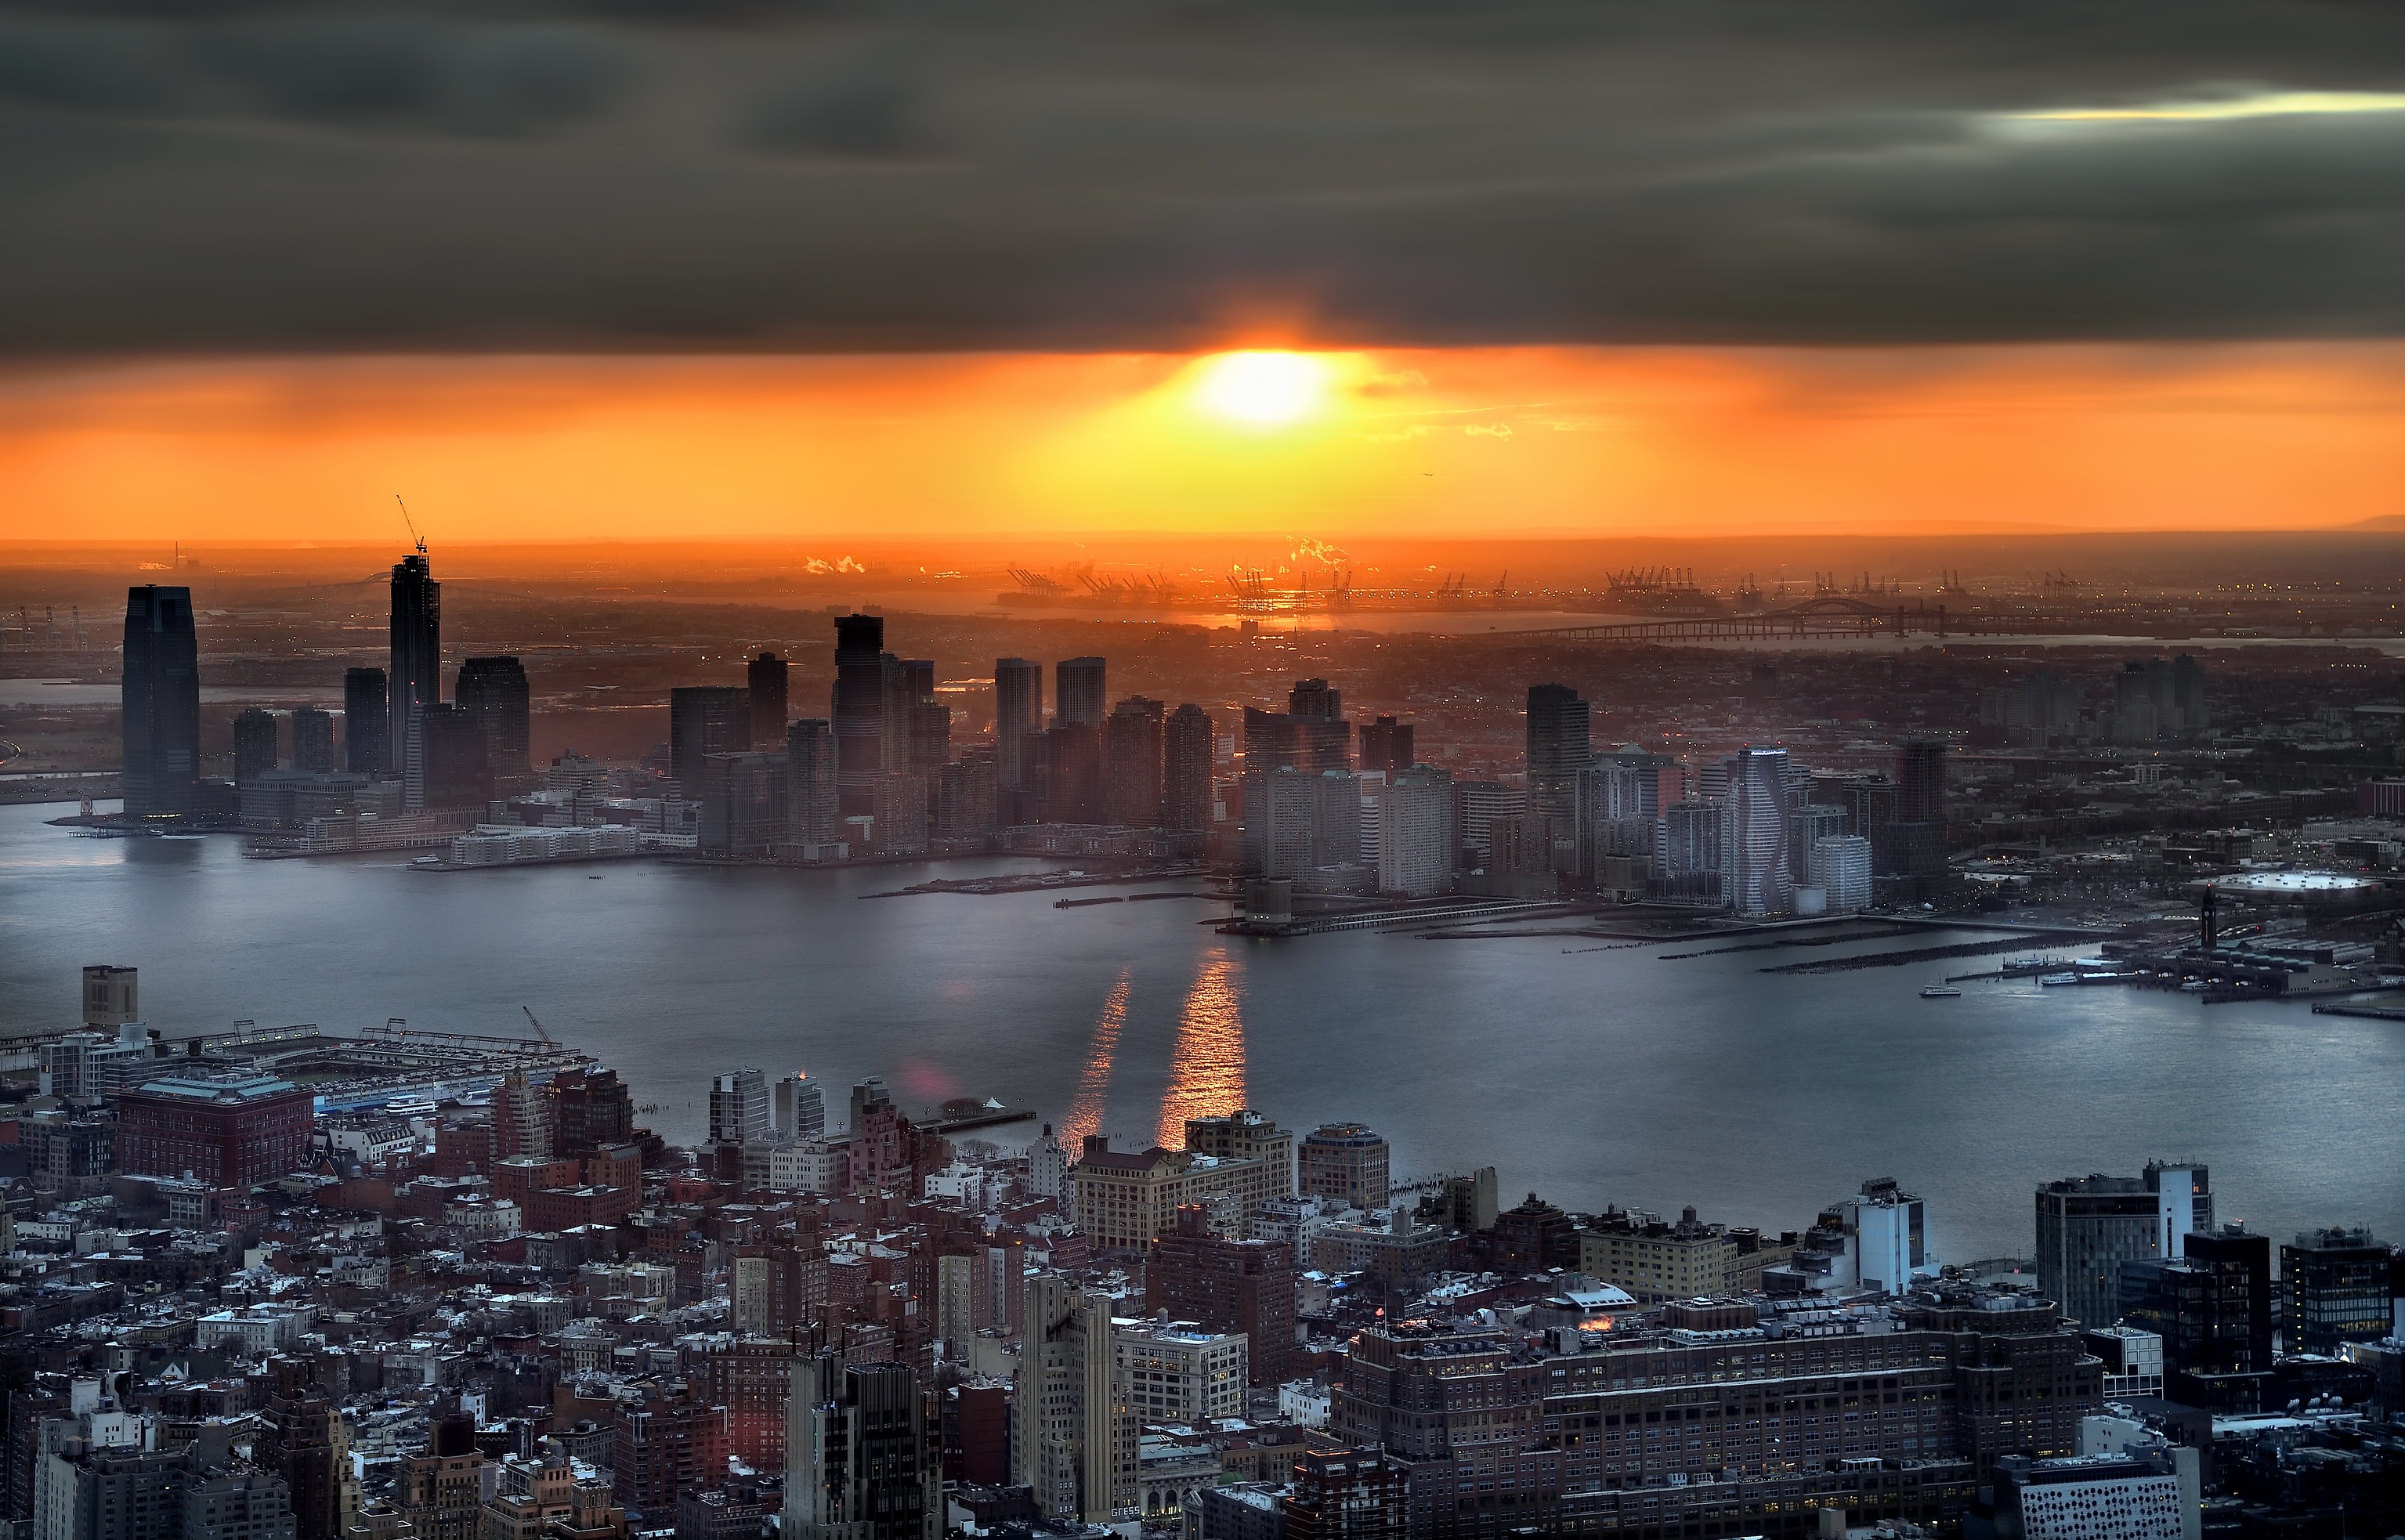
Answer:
[4, 344, 2402, 542]
[4, 1, 2403, 543]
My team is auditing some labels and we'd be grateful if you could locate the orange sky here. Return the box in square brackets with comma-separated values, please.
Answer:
[2, 342, 2400, 542]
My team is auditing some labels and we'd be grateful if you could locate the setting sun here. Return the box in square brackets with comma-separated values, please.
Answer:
[1192, 350, 1330, 427]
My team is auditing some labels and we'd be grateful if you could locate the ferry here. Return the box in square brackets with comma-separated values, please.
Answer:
[1919, 984, 1962, 999]
[384, 1098, 439, 1118]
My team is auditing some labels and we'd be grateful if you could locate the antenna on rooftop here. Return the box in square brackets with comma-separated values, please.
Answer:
[396, 494, 427, 556]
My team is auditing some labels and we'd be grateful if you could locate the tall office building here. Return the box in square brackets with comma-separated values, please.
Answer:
[233, 707, 280, 785]
[1810, 834, 1875, 912]
[747, 652, 789, 747]
[774, 1073, 826, 1141]
[669, 687, 751, 793]
[1243, 767, 1322, 877]
[698, 753, 789, 856]
[2035, 1164, 2213, 1332]
[1104, 697, 1164, 827]
[403, 703, 491, 811]
[1356, 715, 1415, 780]
[1055, 656, 1108, 726]
[936, 750, 999, 840]
[1147, 1205, 1297, 1386]
[899, 661, 950, 776]
[1788, 802, 1849, 884]
[1889, 737, 1948, 885]
[121, 585, 200, 818]
[1524, 684, 1592, 818]
[1287, 678, 1342, 720]
[1162, 704, 1214, 831]
[288, 707, 335, 775]
[1012, 1274, 1136, 1524]
[1722, 747, 1792, 916]
[2281, 1227, 2392, 1353]
[455, 656, 531, 775]
[1378, 765, 1452, 896]
[254, 1357, 357, 1540]
[388, 554, 441, 765]
[1300, 1123, 1389, 1209]
[785, 720, 841, 846]
[832, 615, 888, 816]
[708, 1070, 772, 1146]
[2117, 1227, 2273, 1410]
[993, 658, 1043, 790]
[1035, 721, 1104, 824]
[1452, 780, 1525, 870]
[342, 667, 390, 778]
[785, 1357, 940, 1540]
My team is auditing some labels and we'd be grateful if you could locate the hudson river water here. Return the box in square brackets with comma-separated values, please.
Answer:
[3, 802, 2400, 1263]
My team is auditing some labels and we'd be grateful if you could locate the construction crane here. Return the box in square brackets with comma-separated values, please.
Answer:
[396, 494, 427, 556]
[520, 1006, 555, 1045]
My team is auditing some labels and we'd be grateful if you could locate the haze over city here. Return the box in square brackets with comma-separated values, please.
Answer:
[3, 5, 2405, 1540]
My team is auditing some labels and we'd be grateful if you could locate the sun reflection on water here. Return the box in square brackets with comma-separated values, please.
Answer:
[1058, 967, 1129, 1151]
[1156, 950, 1245, 1148]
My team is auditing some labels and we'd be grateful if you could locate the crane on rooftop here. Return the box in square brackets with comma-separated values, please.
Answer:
[396, 494, 426, 556]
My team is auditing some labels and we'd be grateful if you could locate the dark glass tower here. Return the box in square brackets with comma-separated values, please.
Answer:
[121, 585, 200, 817]
[389, 554, 441, 761]
[832, 613, 888, 816]
[669, 686, 751, 792]
[993, 657, 1043, 790]
[343, 666, 389, 776]
[1104, 696, 1165, 828]
[289, 707, 335, 774]
[747, 651, 789, 747]
[455, 655, 531, 775]
[1524, 683, 1592, 818]
[1054, 656, 1107, 726]
[1162, 703, 1214, 832]
[232, 707, 280, 785]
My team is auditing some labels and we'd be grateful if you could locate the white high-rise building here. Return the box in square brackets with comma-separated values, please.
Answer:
[774, 1072, 825, 1141]
[1809, 834, 1875, 912]
[1378, 767, 1452, 897]
[1721, 747, 1792, 916]
[708, 1068, 771, 1144]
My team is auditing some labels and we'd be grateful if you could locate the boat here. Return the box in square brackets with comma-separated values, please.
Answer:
[2179, 979, 2212, 993]
[1919, 984, 1962, 999]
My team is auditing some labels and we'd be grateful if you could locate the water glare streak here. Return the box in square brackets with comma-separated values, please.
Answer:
[1156, 951, 1245, 1148]
[1058, 968, 1129, 1150]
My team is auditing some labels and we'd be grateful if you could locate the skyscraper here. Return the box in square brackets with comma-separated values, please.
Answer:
[785, 719, 841, 847]
[1524, 684, 1592, 818]
[2035, 1164, 2213, 1332]
[389, 554, 441, 764]
[784, 1356, 940, 1540]
[1054, 656, 1107, 726]
[121, 585, 200, 818]
[698, 752, 789, 856]
[233, 707, 280, 785]
[289, 707, 335, 775]
[993, 658, 1043, 790]
[774, 1073, 826, 1141]
[1012, 1274, 1135, 1524]
[455, 656, 531, 775]
[709, 1069, 771, 1146]
[404, 703, 492, 811]
[1300, 1123, 1390, 1209]
[343, 667, 389, 777]
[1036, 721, 1103, 824]
[1287, 678, 1342, 720]
[832, 614, 888, 815]
[747, 651, 789, 747]
[1356, 715, 1415, 780]
[1809, 833, 1875, 912]
[1103, 697, 1164, 827]
[1378, 765, 1452, 896]
[669, 686, 751, 793]
[900, 660, 950, 775]
[1161, 704, 1214, 832]
[1721, 747, 1792, 916]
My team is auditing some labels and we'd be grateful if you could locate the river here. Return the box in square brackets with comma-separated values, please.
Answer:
[2, 801, 2399, 1263]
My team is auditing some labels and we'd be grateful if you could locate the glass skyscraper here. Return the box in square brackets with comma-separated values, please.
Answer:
[121, 585, 200, 817]
[389, 554, 441, 761]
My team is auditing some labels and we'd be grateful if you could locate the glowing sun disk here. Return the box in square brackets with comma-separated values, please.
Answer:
[1192, 351, 1328, 426]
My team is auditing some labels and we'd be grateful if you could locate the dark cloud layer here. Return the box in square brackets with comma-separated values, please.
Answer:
[4, 0, 2405, 354]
